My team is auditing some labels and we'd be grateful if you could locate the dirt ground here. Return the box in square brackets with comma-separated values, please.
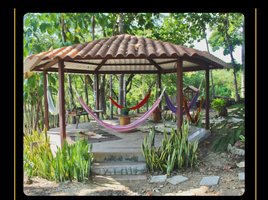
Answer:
[23, 109, 245, 196]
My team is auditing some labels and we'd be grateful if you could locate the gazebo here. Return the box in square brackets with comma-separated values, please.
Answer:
[23, 34, 231, 146]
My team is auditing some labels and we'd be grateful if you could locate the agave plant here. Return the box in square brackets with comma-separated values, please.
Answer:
[141, 119, 199, 175]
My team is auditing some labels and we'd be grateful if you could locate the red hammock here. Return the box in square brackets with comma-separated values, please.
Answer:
[108, 90, 152, 110]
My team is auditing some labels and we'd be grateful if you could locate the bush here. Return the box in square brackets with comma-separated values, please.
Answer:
[141, 120, 198, 175]
[211, 98, 228, 116]
[211, 104, 245, 153]
[23, 128, 94, 183]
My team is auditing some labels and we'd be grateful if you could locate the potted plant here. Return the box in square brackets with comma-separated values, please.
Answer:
[121, 107, 130, 116]
[211, 98, 228, 117]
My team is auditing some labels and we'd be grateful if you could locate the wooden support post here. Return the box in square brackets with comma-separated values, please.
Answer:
[158, 73, 162, 110]
[205, 67, 210, 130]
[58, 59, 66, 147]
[176, 57, 183, 133]
[109, 75, 113, 119]
[96, 74, 100, 118]
[43, 70, 49, 130]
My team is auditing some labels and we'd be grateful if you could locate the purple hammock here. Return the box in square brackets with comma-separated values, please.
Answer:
[164, 90, 200, 115]
[73, 85, 166, 132]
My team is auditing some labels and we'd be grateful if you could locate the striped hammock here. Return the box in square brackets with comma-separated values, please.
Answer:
[73, 86, 166, 132]
[108, 90, 151, 110]
[164, 90, 200, 115]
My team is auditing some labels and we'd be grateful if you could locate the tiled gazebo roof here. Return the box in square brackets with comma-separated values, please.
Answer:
[24, 34, 231, 74]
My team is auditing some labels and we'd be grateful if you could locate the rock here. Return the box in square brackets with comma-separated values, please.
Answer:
[236, 161, 245, 168]
[149, 175, 167, 183]
[153, 189, 160, 193]
[199, 176, 220, 186]
[228, 144, 245, 156]
[167, 175, 189, 185]
[238, 173, 245, 181]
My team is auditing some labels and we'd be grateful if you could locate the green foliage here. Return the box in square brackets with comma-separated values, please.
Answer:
[162, 113, 177, 122]
[162, 111, 203, 128]
[23, 128, 94, 183]
[211, 98, 227, 114]
[208, 13, 244, 72]
[141, 119, 198, 175]
[121, 107, 130, 112]
[23, 127, 51, 178]
[239, 135, 245, 148]
[211, 104, 245, 153]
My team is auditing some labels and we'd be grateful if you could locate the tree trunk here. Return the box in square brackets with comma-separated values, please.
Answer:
[92, 15, 95, 41]
[118, 13, 124, 112]
[39, 99, 44, 131]
[112, 14, 119, 36]
[202, 23, 215, 98]
[123, 74, 126, 107]
[118, 74, 123, 114]
[34, 97, 41, 131]
[99, 74, 106, 118]
[241, 15, 245, 98]
[68, 74, 76, 124]
[80, 75, 89, 106]
[85, 75, 94, 90]
[94, 75, 98, 110]
[126, 74, 135, 94]
[225, 13, 240, 102]
[109, 75, 113, 119]
[119, 13, 124, 34]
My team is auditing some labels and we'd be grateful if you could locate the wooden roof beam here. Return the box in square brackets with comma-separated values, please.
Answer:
[147, 59, 163, 71]
[95, 59, 108, 72]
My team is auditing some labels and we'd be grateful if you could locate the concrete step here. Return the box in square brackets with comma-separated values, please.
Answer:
[91, 162, 147, 175]
[92, 151, 146, 163]
[93, 174, 148, 181]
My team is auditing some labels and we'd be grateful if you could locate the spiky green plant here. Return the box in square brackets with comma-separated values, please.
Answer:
[23, 129, 94, 183]
[141, 119, 199, 175]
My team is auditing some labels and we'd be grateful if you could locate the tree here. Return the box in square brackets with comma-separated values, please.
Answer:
[181, 13, 217, 98]
[241, 15, 245, 98]
[208, 13, 244, 102]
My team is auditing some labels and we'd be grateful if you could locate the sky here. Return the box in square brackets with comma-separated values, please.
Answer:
[160, 13, 242, 64]
[191, 30, 242, 64]
[185, 22, 243, 65]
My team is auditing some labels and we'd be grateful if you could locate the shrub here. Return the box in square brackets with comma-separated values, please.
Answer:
[211, 98, 228, 116]
[141, 120, 198, 175]
[23, 128, 94, 183]
[211, 104, 245, 153]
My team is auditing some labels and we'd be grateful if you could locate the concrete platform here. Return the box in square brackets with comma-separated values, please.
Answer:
[47, 119, 211, 162]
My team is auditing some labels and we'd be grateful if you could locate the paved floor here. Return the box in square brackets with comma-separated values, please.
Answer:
[48, 119, 210, 160]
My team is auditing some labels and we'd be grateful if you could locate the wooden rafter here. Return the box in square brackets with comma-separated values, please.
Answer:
[95, 59, 108, 72]
[147, 59, 163, 71]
